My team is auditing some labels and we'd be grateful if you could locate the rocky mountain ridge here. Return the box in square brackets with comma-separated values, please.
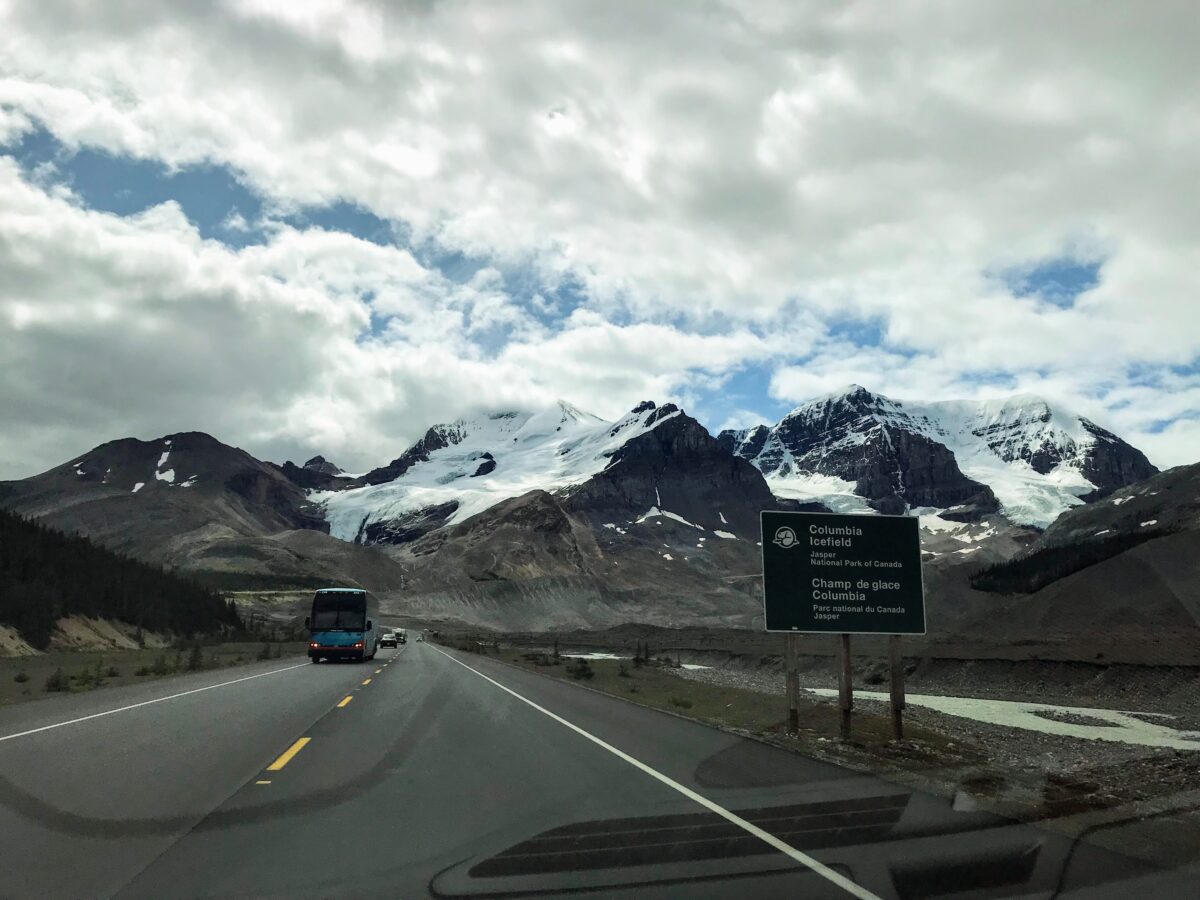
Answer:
[719, 386, 1156, 527]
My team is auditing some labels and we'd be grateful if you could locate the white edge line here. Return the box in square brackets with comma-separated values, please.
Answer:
[0, 662, 311, 743]
[428, 645, 881, 900]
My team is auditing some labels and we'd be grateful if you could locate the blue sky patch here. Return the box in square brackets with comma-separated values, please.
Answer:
[286, 200, 399, 248]
[689, 362, 790, 434]
[998, 256, 1103, 308]
[6, 125, 266, 246]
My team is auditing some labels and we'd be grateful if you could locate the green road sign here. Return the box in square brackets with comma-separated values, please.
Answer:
[760, 511, 926, 634]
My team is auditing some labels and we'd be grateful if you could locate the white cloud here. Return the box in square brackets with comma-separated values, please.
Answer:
[1, 2, 1199, 469]
[0, 159, 788, 476]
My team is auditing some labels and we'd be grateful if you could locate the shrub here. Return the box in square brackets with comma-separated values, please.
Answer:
[105, 665, 120, 678]
[669, 697, 693, 709]
[134, 666, 151, 676]
[187, 643, 204, 671]
[626, 684, 640, 694]
[257, 642, 272, 661]
[273, 644, 282, 659]
[566, 658, 594, 680]
[618, 663, 631, 678]
[13, 671, 29, 683]
[151, 654, 170, 675]
[44, 668, 69, 692]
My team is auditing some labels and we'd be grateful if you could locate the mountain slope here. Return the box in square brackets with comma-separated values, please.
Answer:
[0, 431, 326, 537]
[720, 386, 1156, 526]
[382, 489, 765, 630]
[317, 400, 776, 546]
[1036, 461, 1200, 548]
[0, 432, 407, 591]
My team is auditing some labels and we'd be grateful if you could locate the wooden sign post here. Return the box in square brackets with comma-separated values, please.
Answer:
[785, 634, 800, 733]
[838, 633, 853, 741]
[889, 634, 905, 741]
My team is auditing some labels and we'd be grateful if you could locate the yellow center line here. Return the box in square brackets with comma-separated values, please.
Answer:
[337, 695, 353, 708]
[255, 780, 271, 785]
[374, 669, 382, 674]
[266, 737, 310, 771]
[361, 678, 372, 685]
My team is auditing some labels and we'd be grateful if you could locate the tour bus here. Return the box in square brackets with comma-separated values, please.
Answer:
[306, 588, 379, 663]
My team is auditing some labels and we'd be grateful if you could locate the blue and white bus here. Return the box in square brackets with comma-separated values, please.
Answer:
[306, 588, 379, 663]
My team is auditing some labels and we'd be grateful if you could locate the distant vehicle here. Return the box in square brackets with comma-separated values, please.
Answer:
[379, 631, 397, 648]
[306, 588, 378, 663]
[396, 628, 407, 644]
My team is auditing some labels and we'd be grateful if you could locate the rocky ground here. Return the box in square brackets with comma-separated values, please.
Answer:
[668, 660, 1200, 870]
[672, 663, 1200, 770]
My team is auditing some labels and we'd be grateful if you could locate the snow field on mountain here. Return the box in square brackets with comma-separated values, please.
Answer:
[317, 403, 679, 541]
[764, 470, 874, 514]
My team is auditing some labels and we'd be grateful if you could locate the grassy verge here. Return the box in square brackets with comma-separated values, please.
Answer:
[0, 641, 308, 707]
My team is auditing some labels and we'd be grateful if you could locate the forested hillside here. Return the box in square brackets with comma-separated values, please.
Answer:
[0, 508, 241, 649]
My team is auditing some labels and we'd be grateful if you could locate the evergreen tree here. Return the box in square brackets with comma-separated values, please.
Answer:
[0, 509, 233, 649]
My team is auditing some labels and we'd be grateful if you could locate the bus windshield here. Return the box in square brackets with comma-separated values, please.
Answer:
[310, 592, 366, 631]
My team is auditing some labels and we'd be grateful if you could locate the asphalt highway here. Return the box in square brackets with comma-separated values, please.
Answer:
[0, 640, 1195, 899]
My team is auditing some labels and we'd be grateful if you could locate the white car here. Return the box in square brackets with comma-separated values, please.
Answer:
[379, 631, 397, 648]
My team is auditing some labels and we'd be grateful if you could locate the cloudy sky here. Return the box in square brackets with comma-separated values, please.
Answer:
[1, 1, 1198, 478]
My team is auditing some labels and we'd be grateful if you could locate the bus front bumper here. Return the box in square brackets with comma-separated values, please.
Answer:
[308, 646, 365, 660]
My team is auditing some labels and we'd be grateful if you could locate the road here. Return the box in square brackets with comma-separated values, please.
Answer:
[0, 641, 1195, 899]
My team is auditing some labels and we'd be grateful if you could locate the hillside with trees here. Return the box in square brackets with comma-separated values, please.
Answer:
[0, 508, 241, 649]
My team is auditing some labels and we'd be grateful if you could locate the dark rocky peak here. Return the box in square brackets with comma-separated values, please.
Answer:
[645, 403, 680, 426]
[303, 455, 343, 476]
[54, 431, 261, 493]
[607, 400, 673, 439]
[12, 431, 328, 534]
[1078, 419, 1158, 499]
[359, 421, 471, 486]
[565, 406, 777, 535]
[717, 424, 770, 460]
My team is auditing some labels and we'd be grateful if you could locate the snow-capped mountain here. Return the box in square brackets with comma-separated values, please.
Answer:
[719, 386, 1157, 527]
[316, 400, 775, 544]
